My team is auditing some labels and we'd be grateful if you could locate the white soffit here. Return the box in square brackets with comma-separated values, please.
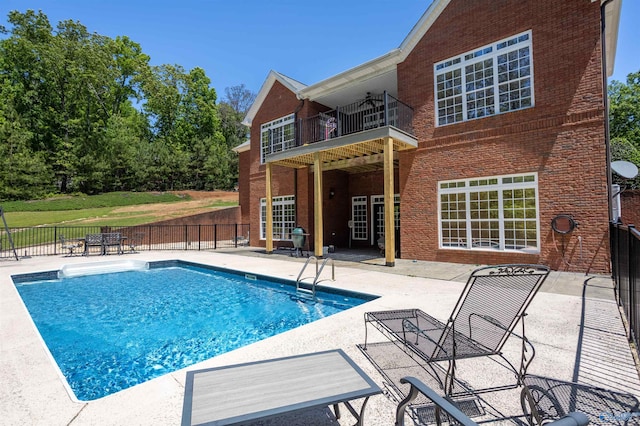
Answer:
[232, 140, 250, 153]
[602, 0, 622, 76]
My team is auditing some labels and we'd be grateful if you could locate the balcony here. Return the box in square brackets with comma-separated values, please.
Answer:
[265, 92, 417, 172]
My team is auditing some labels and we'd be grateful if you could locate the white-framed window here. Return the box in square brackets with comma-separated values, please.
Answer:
[438, 173, 539, 252]
[260, 114, 295, 163]
[351, 196, 368, 240]
[434, 30, 534, 126]
[260, 195, 296, 240]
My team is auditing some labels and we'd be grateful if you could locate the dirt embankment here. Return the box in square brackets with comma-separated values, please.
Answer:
[107, 191, 239, 222]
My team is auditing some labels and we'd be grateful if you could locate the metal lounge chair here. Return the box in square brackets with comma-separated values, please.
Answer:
[364, 264, 550, 397]
[396, 376, 590, 426]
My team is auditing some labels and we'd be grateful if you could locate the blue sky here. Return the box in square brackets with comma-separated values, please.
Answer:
[1, 0, 638, 101]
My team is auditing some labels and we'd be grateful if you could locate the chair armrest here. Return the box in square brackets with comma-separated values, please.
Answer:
[396, 377, 589, 426]
[396, 376, 476, 426]
[401, 319, 449, 357]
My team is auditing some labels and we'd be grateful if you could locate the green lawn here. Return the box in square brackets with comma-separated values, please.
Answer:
[1, 192, 237, 227]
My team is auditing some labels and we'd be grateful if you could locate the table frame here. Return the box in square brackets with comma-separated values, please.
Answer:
[181, 349, 381, 426]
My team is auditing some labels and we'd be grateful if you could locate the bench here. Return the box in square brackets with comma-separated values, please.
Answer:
[102, 233, 123, 255]
[84, 234, 104, 255]
[83, 233, 124, 255]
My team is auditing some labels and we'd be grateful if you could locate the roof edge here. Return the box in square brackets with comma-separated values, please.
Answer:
[232, 140, 250, 153]
[298, 49, 401, 100]
[242, 71, 306, 127]
[603, 0, 622, 77]
[298, 0, 450, 101]
[397, 0, 450, 61]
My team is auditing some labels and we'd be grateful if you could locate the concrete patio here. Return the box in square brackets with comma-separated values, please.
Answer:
[1, 250, 639, 425]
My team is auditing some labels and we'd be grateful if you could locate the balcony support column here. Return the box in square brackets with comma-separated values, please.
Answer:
[384, 137, 395, 267]
[265, 162, 273, 254]
[313, 152, 324, 258]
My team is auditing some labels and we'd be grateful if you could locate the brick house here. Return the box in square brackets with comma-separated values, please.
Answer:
[234, 0, 622, 273]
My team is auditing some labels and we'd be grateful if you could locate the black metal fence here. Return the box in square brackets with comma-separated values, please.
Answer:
[610, 222, 640, 357]
[0, 224, 250, 258]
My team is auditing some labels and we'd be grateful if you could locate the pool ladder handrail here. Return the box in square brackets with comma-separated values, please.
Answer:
[296, 256, 335, 297]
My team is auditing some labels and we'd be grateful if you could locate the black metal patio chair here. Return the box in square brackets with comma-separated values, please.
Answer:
[396, 376, 590, 426]
[364, 264, 550, 397]
[521, 375, 640, 425]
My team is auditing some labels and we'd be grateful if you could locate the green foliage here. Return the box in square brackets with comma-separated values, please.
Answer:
[609, 70, 640, 188]
[0, 10, 253, 200]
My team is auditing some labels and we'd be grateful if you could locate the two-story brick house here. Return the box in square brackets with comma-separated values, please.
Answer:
[234, 0, 621, 273]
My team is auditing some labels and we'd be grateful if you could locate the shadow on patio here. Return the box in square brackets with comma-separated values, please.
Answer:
[356, 275, 640, 425]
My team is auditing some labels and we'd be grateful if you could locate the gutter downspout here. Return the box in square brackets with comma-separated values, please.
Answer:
[601, 0, 615, 222]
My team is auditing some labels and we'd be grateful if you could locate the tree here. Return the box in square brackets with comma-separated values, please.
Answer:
[0, 9, 245, 198]
[224, 84, 256, 116]
[218, 84, 255, 187]
[609, 70, 640, 188]
[0, 107, 53, 199]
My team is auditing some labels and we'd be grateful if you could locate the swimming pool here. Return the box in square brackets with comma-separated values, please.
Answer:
[12, 260, 376, 401]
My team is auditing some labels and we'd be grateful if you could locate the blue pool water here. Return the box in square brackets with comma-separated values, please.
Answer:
[13, 262, 374, 401]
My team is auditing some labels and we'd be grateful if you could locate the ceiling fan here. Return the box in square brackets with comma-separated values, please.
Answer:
[359, 92, 382, 108]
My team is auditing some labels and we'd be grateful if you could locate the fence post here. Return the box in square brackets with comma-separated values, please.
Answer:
[611, 222, 619, 303]
[214, 224, 217, 250]
[234, 224, 238, 248]
[182, 225, 186, 250]
[629, 224, 637, 343]
[54, 226, 58, 255]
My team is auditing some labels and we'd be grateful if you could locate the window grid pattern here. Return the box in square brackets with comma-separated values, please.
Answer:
[352, 196, 368, 240]
[503, 187, 537, 249]
[497, 46, 532, 112]
[260, 195, 295, 240]
[434, 31, 533, 126]
[466, 59, 495, 119]
[469, 190, 500, 249]
[260, 114, 295, 163]
[436, 68, 463, 125]
[371, 195, 401, 240]
[439, 173, 539, 252]
[440, 192, 467, 248]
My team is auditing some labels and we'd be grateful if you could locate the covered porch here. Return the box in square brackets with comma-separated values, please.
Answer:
[262, 95, 417, 266]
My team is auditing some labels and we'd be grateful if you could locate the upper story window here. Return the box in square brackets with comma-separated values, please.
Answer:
[261, 114, 295, 163]
[434, 31, 533, 126]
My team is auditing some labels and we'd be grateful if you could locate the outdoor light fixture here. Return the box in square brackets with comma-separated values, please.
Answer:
[329, 188, 335, 199]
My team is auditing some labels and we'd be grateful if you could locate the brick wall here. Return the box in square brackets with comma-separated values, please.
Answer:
[244, 0, 611, 272]
[145, 206, 240, 226]
[116, 206, 243, 246]
[622, 190, 640, 227]
[396, 0, 609, 273]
